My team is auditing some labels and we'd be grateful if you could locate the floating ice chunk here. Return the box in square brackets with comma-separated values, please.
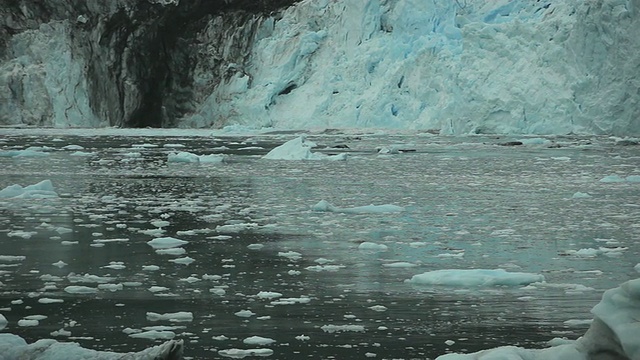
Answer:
[67, 273, 114, 284]
[168, 151, 225, 164]
[563, 247, 628, 258]
[149, 286, 170, 293]
[368, 305, 387, 312]
[635, 263, 640, 273]
[7, 231, 37, 239]
[146, 311, 193, 322]
[295, 335, 310, 341]
[305, 265, 345, 272]
[216, 223, 258, 233]
[62, 144, 84, 150]
[0, 315, 6, 330]
[358, 242, 388, 252]
[263, 136, 346, 161]
[235, 310, 256, 318]
[50, 328, 71, 337]
[0, 333, 183, 357]
[572, 192, 592, 199]
[143, 265, 160, 271]
[129, 330, 176, 340]
[102, 261, 126, 270]
[627, 175, 640, 182]
[218, 348, 274, 358]
[406, 269, 544, 287]
[212, 335, 229, 341]
[0, 255, 26, 262]
[147, 237, 188, 249]
[64, 286, 98, 294]
[38, 298, 64, 304]
[169, 257, 195, 265]
[17, 319, 39, 327]
[156, 248, 186, 256]
[210, 288, 226, 296]
[150, 220, 171, 228]
[179, 276, 201, 283]
[0, 180, 58, 199]
[52, 261, 67, 268]
[312, 200, 404, 214]
[600, 175, 625, 183]
[278, 251, 302, 260]
[55, 227, 72, 234]
[382, 262, 417, 268]
[247, 244, 264, 250]
[256, 291, 283, 300]
[243, 336, 276, 346]
[321, 324, 365, 333]
[271, 297, 311, 305]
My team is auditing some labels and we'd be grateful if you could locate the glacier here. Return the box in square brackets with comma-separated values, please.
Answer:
[1, 0, 639, 135]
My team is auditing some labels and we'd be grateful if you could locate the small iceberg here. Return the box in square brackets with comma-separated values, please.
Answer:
[0, 333, 183, 359]
[0, 180, 58, 199]
[406, 269, 544, 287]
[263, 136, 347, 161]
[312, 200, 405, 214]
[168, 152, 225, 164]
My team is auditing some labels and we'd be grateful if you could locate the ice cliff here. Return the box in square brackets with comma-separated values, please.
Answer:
[1, 0, 639, 135]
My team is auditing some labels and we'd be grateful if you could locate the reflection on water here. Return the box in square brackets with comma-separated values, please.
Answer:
[0, 133, 639, 359]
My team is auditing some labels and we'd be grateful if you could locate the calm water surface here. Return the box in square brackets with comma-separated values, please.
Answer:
[0, 131, 639, 359]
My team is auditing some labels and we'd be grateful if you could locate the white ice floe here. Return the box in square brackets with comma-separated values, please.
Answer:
[147, 237, 189, 249]
[562, 247, 628, 258]
[256, 291, 283, 300]
[278, 251, 302, 261]
[262, 136, 346, 161]
[0, 255, 26, 262]
[146, 311, 194, 322]
[312, 200, 404, 214]
[216, 223, 258, 234]
[167, 151, 225, 164]
[128, 330, 176, 340]
[358, 242, 389, 252]
[0, 180, 58, 199]
[305, 265, 345, 272]
[67, 273, 114, 284]
[243, 336, 276, 346]
[271, 297, 311, 305]
[406, 269, 544, 287]
[382, 262, 417, 268]
[0, 333, 183, 359]
[168, 257, 195, 265]
[64, 286, 98, 294]
[218, 348, 274, 358]
[38, 298, 64, 304]
[234, 310, 256, 318]
[0, 315, 7, 330]
[436, 278, 640, 360]
[156, 248, 186, 256]
[321, 324, 366, 333]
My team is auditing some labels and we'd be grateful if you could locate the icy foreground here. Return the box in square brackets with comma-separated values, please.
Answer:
[437, 278, 640, 360]
[1, 0, 639, 135]
[0, 335, 183, 360]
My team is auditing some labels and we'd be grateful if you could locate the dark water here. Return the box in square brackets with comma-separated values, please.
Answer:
[0, 131, 639, 359]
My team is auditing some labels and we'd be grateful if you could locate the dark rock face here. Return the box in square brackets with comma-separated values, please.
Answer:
[0, 0, 298, 127]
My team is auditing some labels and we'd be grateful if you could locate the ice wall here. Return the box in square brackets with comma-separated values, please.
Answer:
[186, 0, 640, 135]
[1, 0, 639, 135]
